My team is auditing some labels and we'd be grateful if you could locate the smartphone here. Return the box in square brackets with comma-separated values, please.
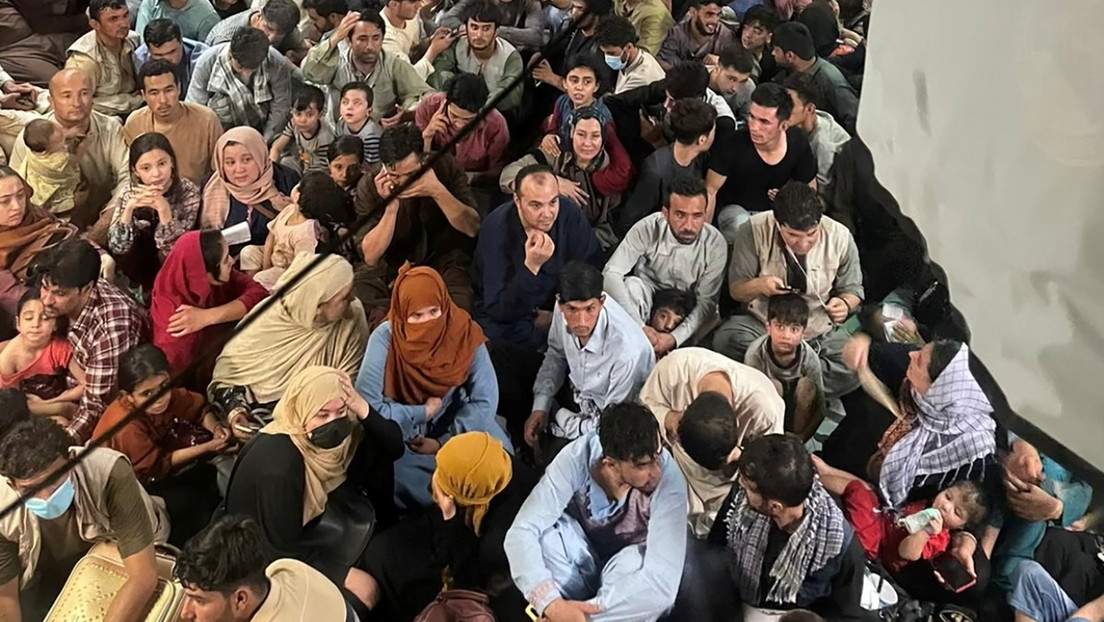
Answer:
[932, 553, 976, 593]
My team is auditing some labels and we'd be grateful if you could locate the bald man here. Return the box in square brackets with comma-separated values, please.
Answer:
[10, 69, 129, 235]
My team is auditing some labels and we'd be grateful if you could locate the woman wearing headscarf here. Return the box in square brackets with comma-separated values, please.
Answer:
[354, 264, 510, 510]
[0, 166, 77, 316]
[822, 335, 1000, 507]
[501, 109, 633, 250]
[223, 365, 404, 611]
[200, 126, 299, 254]
[358, 432, 536, 622]
[209, 253, 369, 434]
[150, 230, 268, 387]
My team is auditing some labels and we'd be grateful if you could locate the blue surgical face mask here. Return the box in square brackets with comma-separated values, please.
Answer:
[604, 54, 626, 71]
[24, 476, 75, 520]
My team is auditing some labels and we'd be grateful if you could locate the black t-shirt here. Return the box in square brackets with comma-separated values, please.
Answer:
[709, 127, 817, 212]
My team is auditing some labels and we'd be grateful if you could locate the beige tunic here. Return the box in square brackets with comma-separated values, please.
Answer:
[124, 102, 225, 182]
[66, 31, 143, 117]
[639, 347, 783, 537]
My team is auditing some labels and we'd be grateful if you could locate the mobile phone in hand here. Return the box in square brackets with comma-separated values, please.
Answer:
[932, 553, 976, 593]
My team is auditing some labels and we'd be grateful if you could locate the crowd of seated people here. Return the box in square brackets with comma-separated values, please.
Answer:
[0, 1, 1098, 622]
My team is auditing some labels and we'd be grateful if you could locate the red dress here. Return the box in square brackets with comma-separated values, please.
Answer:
[841, 480, 951, 572]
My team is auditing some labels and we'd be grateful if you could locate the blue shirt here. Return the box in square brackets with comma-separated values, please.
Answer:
[472, 198, 604, 349]
[354, 320, 508, 448]
[137, 0, 221, 43]
[533, 296, 655, 430]
[504, 432, 688, 619]
[135, 37, 208, 96]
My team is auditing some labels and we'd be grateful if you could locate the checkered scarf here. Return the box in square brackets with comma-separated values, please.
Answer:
[879, 344, 996, 508]
[208, 48, 273, 130]
[726, 480, 848, 606]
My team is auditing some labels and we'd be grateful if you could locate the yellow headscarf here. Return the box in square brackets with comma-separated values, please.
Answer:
[432, 432, 512, 535]
[260, 365, 362, 524]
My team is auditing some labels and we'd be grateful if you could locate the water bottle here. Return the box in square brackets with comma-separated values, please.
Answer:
[898, 508, 940, 534]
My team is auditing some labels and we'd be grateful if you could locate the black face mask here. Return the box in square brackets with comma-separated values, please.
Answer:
[308, 417, 353, 450]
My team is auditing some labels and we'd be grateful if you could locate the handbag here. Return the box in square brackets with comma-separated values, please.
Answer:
[413, 589, 498, 622]
[44, 542, 183, 622]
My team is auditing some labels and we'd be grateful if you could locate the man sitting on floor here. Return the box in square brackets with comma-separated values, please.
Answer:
[707, 434, 867, 621]
[604, 176, 726, 357]
[639, 346, 782, 537]
[526, 261, 654, 454]
[714, 181, 862, 399]
[505, 402, 687, 622]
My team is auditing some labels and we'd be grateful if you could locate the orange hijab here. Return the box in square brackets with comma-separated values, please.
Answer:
[384, 264, 485, 405]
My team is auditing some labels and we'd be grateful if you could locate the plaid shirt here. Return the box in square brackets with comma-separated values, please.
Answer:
[66, 280, 148, 443]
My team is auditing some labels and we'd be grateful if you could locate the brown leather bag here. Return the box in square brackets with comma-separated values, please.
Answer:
[413, 589, 498, 622]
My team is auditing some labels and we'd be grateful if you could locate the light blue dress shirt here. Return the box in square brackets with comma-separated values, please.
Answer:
[504, 432, 688, 621]
[532, 295, 655, 438]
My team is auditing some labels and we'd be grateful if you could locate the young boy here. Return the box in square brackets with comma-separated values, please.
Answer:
[269, 85, 335, 174]
[647, 288, 696, 336]
[743, 293, 827, 440]
[335, 81, 381, 164]
[814, 456, 989, 574]
[18, 119, 82, 217]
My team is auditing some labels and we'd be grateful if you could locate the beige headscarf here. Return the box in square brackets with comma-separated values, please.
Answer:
[211, 253, 369, 404]
[261, 366, 362, 524]
[201, 126, 292, 229]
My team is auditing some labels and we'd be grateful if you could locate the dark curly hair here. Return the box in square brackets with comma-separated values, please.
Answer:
[0, 418, 70, 480]
[599, 402, 659, 463]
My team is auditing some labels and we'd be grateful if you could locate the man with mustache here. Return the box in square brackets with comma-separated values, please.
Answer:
[656, 0, 737, 71]
[65, 0, 144, 118]
[604, 176, 725, 357]
[302, 10, 433, 128]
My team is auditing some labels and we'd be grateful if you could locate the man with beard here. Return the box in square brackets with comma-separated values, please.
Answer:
[505, 402, 687, 622]
[428, 0, 524, 113]
[471, 165, 604, 349]
[715, 181, 862, 400]
[604, 176, 725, 356]
[124, 59, 223, 181]
[33, 239, 147, 443]
[65, 0, 144, 118]
[524, 261, 654, 452]
[10, 69, 130, 232]
[743, 293, 828, 441]
[302, 10, 432, 128]
[705, 82, 816, 244]
[135, 19, 209, 96]
[771, 21, 859, 135]
[656, 0, 737, 71]
[706, 434, 866, 621]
